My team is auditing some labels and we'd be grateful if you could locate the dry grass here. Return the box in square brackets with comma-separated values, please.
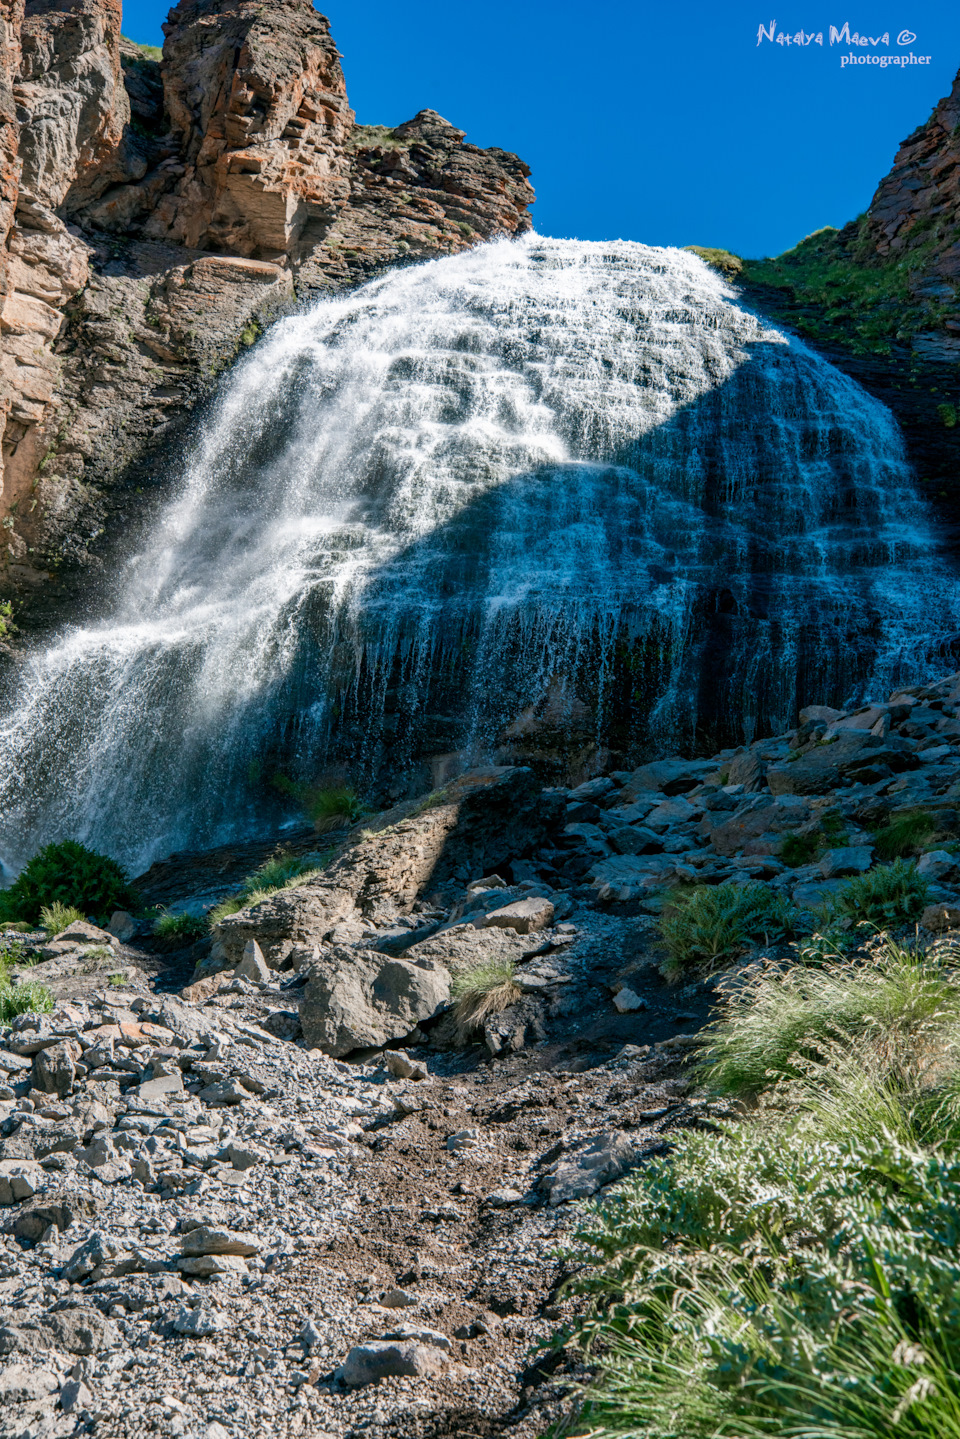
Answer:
[449, 960, 521, 1043]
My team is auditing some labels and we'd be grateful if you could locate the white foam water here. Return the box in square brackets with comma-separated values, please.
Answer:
[1, 234, 957, 874]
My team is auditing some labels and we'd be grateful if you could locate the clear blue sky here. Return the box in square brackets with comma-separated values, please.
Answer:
[120, 0, 960, 259]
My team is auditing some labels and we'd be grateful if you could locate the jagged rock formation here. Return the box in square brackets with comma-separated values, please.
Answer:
[849, 67, 960, 357]
[0, 0, 533, 595]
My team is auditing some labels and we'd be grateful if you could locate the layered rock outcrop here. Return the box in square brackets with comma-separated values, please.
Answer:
[0, 0, 533, 596]
[854, 68, 960, 323]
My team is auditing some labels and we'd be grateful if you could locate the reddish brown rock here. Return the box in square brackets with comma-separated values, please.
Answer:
[0, 0, 534, 595]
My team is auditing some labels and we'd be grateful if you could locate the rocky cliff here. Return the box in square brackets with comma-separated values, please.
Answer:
[0, 0, 533, 599]
[850, 65, 960, 356]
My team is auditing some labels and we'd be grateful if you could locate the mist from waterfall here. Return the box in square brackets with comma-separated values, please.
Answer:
[1, 234, 958, 876]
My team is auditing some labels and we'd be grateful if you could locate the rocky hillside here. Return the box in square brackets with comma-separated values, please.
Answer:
[2, 667, 960, 1435]
[0, 0, 533, 599]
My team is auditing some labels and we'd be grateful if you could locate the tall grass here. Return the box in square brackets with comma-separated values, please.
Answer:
[449, 959, 521, 1042]
[565, 939, 960, 1439]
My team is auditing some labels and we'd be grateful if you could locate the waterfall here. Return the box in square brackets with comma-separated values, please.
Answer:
[1, 234, 958, 876]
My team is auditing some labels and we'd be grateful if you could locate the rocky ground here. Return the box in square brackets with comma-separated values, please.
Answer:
[6, 669, 960, 1437]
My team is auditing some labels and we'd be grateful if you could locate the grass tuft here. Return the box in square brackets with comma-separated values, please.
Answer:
[871, 808, 938, 860]
[153, 910, 207, 945]
[39, 902, 86, 935]
[449, 960, 521, 1043]
[0, 981, 54, 1021]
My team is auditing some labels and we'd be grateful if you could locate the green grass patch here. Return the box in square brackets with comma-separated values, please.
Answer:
[872, 808, 938, 860]
[153, 910, 207, 945]
[208, 851, 334, 928]
[657, 882, 801, 980]
[685, 246, 743, 279]
[736, 223, 949, 356]
[0, 982, 54, 1022]
[39, 902, 86, 935]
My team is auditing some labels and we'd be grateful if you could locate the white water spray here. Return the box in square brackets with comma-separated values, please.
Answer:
[1, 235, 957, 873]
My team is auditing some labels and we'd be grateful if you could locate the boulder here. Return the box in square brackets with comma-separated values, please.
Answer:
[234, 938, 270, 982]
[300, 945, 450, 1056]
[181, 1225, 260, 1257]
[922, 902, 960, 932]
[340, 1339, 447, 1386]
[608, 824, 662, 855]
[622, 760, 703, 796]
[213, 767, 562, 968]
[31, 1040, 81, 1097]
[917, 850, 956, 880]
[706, 794, 811, 857]
[42, 1307, 117, 1356]
[0, 1162, 44, 1206]
[480, 898, 554, 934]
[725, 752, 766, 790]
[818, 846, 873, 878]
[767, 733, 908, 796]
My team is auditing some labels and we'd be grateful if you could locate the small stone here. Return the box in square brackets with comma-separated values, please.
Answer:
[178, 1254, 248, 1276]
[32, 1040, 80, 1098]
[380, 1287, 417, 1308]
[339, 1339, 446, 1386]
[235, 939, 270, 983]
[0, 1160, 44, 1205]
[481, 898, 554, 935]
[224, 1140, 265, 1171]
[199, 1079, 248, 1107]
[181, 1225, 261, 1257]
[383, 1050, 428, 1081]
[612, 986, 647, 1013]
[107, 911, 137, 942]
[173, 1305, 228, 1336]
[483, 1187, 524, 1207]
[299, 1318, 323, 1352]
[60, 1377, 93, 1413]
[138, 1071, 183, 1102]
[63, 1231, 119, 1283]
[446, 1128, 480, 1152]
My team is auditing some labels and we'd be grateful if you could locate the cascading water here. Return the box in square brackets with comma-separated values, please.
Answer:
[2, 234, 959, 875]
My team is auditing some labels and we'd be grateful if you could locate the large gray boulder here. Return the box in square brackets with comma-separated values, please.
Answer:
[300, 946, 451, 1056]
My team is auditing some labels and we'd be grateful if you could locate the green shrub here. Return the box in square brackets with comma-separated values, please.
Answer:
[657, 882, 800, 980]
[0, 841, 136, 925]
[0, 600, 16, 642]
[779, 831, 820, 867]
[569, 1125, 960, 1439]
[39, 902, 86, 935]
[829, 857, 928, 927]
[0, 982, 54, 1021]
[153, 911, 207, 945]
